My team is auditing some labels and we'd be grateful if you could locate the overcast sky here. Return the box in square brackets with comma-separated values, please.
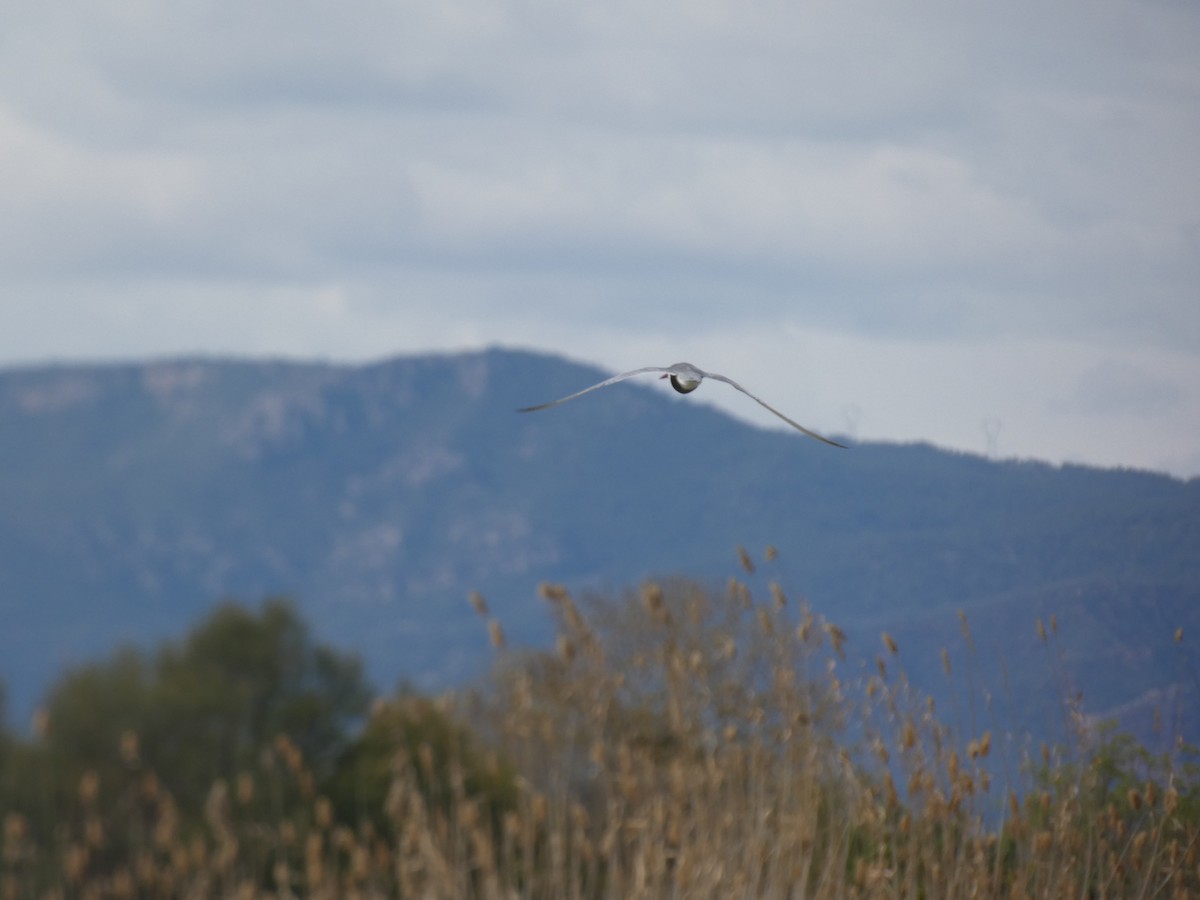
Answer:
[2, 0, 1198, 476]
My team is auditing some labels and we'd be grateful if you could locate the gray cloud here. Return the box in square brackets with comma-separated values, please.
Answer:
[1065, 360, 1187, 417]
[0, 0, 1197, 473]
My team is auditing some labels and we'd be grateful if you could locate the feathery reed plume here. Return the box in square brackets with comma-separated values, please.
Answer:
[2, 573, 1197, 898]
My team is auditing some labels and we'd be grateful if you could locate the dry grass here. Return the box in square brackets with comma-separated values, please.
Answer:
[3, 563, 1198, 898]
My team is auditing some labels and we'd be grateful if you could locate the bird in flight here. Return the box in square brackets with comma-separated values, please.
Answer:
[518, 361, 846, 448]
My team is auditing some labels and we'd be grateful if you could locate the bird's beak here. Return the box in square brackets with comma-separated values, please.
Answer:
[659, 373, 668, 380]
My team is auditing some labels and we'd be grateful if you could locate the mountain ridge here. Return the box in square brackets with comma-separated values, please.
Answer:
[2, 348, 1197, 746]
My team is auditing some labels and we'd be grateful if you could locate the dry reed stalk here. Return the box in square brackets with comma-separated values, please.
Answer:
[3, 577, 1198, 899]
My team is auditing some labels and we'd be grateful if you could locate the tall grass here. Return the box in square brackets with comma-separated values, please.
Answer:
[3, 564, 1197, 898]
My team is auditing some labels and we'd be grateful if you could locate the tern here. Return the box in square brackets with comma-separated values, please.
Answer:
[518, 362, 846, 448]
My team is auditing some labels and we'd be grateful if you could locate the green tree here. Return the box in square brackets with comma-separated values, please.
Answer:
[5, 598, 372, 826]
[146, 598, 372, 787]
[327, 690, 518, 831]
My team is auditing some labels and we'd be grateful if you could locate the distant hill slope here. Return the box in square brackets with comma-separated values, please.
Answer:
[2, 349, 1197, 747]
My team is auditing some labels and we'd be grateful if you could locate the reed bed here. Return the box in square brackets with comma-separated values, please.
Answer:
[2, 564, 1197, 898]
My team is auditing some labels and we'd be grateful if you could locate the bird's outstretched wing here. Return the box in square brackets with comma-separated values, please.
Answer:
[517, 366, 671, 413]
[704, 372, 847, 448]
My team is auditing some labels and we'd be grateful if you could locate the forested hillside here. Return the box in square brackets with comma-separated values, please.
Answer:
[1, 349, 1197, 749]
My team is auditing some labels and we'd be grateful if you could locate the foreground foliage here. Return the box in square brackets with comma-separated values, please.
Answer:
[2, 570, 1197, 898]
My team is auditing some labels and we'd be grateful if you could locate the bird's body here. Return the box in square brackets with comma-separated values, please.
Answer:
[519, 361, 846, 448]
[663, 362, 703, 394]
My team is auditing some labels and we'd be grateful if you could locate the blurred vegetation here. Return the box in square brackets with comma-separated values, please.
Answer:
[3, 599, 371, 819]
[1, 569, 1198, 898]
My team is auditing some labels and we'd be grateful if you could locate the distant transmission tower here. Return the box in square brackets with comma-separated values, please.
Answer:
[841, 403, 862, 442]
[982, 417, 1002, 459]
